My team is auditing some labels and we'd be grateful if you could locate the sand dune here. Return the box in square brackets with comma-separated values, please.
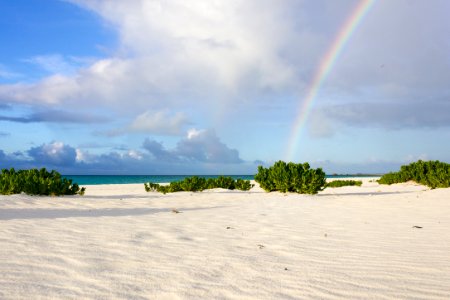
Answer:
[1, 179, 449, 299]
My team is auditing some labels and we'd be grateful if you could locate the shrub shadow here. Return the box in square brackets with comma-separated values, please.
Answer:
[0, 206, 224, 221]
[318, 191, 416, 197]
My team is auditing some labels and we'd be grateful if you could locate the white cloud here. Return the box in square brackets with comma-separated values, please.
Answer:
[187, 128, 202, 139]
[143, 128, 242, 164]
[127, 150, 143, 160]
[0, 0, 449, 156]
[1, 0, 306, 111]
[175, 128, 242, 163]
[28, 142, 77, 166]
[104, 110, 189, 136]
[0, 74, 79, 104]
[129, 110, 188, 135]
[70, 0, 298, 89]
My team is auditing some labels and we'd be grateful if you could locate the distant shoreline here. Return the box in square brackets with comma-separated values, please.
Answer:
[63, 174, 381, 185]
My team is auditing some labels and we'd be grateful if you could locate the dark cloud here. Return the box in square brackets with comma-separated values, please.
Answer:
[2, 139, 416, 175]
[142, 130, 243, 164]
[142, 139, 176, 161]
[28, 142, 77, 166]
[310, 100, 450, 138]
[0, 127, 248, 174]
[175, 129, 242, 164]
[0, 143, 410, 175]
[0, 132, 249, 174]
[0, 110, 109, 124]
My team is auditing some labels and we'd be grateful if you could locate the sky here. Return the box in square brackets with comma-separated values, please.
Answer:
[0, 0, 449, 175]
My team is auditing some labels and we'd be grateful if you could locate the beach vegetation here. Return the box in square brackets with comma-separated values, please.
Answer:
[144, 176, 254, 194]
[377, 160, 450, 189]
[326, 180, 362, 188]
[0, 168, 85, 196]
[254, 161, 326, 194]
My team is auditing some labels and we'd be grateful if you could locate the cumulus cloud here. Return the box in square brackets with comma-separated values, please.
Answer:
[28, 142, 77, 166]
[0, 0, 306, 112]
[142, 138, 175, 161]
[175, 129, 242, 163]
[70, 0, 298, 88]
[143, 129, 243, 164]
[0, 131, 248, 174]
[0, 126, 245, 173]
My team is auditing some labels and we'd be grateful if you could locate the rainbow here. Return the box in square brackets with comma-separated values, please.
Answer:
[285, 0, 376, 161]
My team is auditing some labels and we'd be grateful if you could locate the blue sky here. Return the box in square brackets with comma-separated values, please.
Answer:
[0, 0, 449, 174]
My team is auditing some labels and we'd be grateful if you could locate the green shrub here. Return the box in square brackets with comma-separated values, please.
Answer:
[254, 161, 326, 194]
[326, 180, 362, 188]
[377, 160, 450, 189]
[0, 168, 85, 196]
[235, 178, 252, 191]
[214, 176, 235, 190]
[179, 176, 207, 192]
[145, 176, 254, 194]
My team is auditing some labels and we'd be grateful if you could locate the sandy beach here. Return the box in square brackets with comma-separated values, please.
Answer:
[1, 178, 449, 299]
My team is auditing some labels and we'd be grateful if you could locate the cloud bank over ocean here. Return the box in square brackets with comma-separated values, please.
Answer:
[0, 130, 255, 175]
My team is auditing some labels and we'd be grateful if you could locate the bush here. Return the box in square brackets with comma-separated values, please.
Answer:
[0, 168, 85, 196]
[377, 160, 450, 189]
[235, 178, 252, 191]
[214, 176, 236, 190]
[326, 180, 362, 188]
[254, 161, 326, 194]
[145, 176, 254, 194]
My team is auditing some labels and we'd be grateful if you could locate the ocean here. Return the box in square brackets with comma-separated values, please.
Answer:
[63, 174, 377, 185]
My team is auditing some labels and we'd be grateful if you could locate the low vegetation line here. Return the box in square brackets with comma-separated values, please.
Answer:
[325, 180, 362, 188]
[0, 168, 85, 196]
[144, 176, 253, 194]
[378, 160, 450, 189]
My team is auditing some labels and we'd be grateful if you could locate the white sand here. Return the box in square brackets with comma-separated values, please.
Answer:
[1, 178, 450, 299]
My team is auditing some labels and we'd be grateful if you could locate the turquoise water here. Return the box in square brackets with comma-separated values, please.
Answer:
[63, 174, 378, 185]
